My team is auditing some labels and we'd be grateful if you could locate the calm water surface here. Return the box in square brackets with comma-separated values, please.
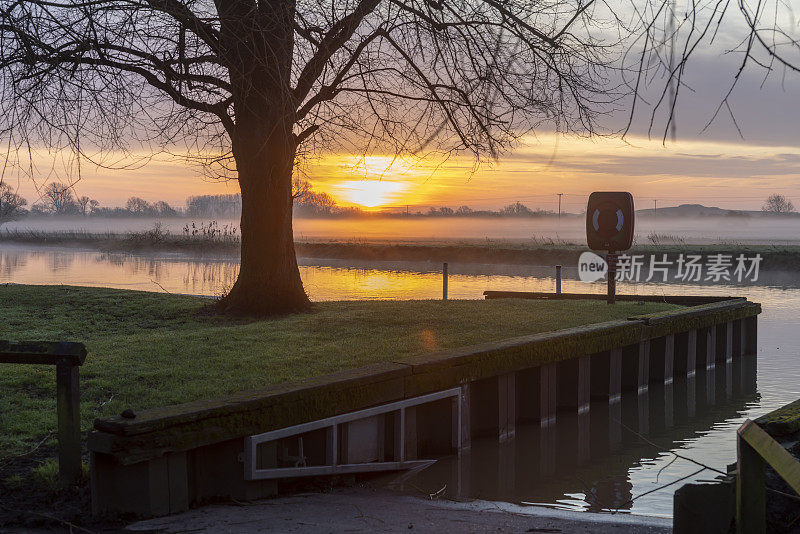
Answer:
[1, 244, 798, 518]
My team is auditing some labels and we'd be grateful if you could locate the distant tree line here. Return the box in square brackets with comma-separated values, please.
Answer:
[431, 202, 556, 218]
[0, 181, 182, 223]
[2, 182, 797, 224]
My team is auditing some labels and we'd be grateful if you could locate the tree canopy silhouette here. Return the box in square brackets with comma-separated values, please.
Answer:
[1, 0, 796, 314]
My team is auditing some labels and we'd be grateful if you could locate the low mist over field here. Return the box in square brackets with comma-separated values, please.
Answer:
[2, 214, 799, 245]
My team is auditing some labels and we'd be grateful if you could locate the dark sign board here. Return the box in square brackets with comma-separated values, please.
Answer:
[586, 192, 635, 251]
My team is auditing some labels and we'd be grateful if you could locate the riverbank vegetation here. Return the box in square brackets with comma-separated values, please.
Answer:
[0, 284, 680, 455]
[3, 226, 800, 270]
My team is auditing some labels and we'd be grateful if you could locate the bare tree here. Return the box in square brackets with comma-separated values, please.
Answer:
[4, 1, 788, 315]
[154, 200, 178, 217]
[762, 194, 796, 214]
[37, 182, 77, 215]
[294, 187, 337, 217]
[77, 195, 92, 216]
[1, 1, 622, 315]
[0, 182, 27, 225]
[126, 196, 155, 215]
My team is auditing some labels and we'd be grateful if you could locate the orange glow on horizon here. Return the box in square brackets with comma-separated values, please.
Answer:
[332, 179, 409, 209]
[6, 134, 800, 212]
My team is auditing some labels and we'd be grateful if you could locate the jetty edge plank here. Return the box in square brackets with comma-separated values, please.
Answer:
[89, 297, 760, 518]
[483, 291, 743, 306]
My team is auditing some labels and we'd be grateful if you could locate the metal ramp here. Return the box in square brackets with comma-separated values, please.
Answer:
[244, 388, 461, 480]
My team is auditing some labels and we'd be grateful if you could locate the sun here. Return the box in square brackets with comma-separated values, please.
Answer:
[334, 180, 408, 209]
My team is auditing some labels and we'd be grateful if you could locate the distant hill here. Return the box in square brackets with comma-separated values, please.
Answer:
[636, 203, 798, 217]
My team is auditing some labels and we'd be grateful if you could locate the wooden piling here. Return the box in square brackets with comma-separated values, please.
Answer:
[590, 349, 621, 403]
[540, 363, 557, 427]
[498, 373, 516, 443]
[687, 330, 697, 377]
[622, 340, 649, 394]
[649, 335, 674, 385]
[558, 355, 590, 414]
[697, 327, 716, 371]
[744, 316, 758, 356]
[733, 319, 743, 358]
[725, 321, 734, 363]
[459, 384, 471, 450]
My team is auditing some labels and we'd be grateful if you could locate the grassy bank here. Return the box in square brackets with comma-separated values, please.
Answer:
[0, 284, 680, 454]
[3, 227, 800, 269]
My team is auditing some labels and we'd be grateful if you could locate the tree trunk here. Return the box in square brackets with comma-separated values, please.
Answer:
[216, 141, 310, 317]
[214, 0, 308, 316]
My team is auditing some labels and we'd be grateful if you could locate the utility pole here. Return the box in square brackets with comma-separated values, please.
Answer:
[557, 193, 563, 220]
[654, 199, 658, 218]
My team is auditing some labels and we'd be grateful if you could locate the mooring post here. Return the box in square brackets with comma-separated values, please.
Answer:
[442, 262, 448, 300]
[56, 359, 82, 486]
[555, 265, 562, 294]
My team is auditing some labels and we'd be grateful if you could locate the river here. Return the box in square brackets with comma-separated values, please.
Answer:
[1, 243, 797, 519]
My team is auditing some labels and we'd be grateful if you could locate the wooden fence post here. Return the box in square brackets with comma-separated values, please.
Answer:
[0, 341, 87, 487]
[56, 359, 82, 486]
[737, 422, 766, 534]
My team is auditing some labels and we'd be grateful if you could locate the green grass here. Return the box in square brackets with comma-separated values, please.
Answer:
[31, 458, 61, 495]
[0, 284, 680, 455]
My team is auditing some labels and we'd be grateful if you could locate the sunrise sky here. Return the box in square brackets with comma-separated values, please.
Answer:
[4, 44, 800, 214]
